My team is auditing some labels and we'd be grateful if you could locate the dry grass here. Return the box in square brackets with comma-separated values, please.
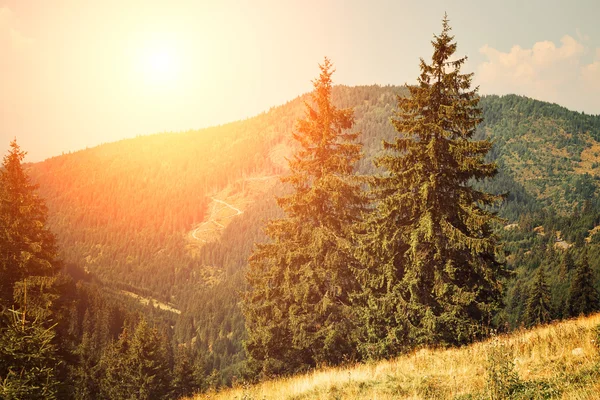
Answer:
[189, 313, 600, 400]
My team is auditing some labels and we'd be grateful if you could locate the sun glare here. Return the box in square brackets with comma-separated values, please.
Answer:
[144, 46, 180, 84]
[134, 36, 184, 87]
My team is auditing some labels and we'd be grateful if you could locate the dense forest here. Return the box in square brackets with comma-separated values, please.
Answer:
[2, 20, 600, 398]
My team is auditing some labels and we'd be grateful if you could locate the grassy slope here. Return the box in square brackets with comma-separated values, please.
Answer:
[191, 313, 600, 399]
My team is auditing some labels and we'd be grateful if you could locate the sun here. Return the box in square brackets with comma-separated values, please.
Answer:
[148, 48, 178, 79]
[137, 37, 183, 87]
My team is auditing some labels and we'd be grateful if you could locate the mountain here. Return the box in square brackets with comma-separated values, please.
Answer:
[479, 94, 600, 211]
[25, 85, 600, 383]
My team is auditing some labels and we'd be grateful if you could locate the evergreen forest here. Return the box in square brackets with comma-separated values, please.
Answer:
[2, 17, 600, 399]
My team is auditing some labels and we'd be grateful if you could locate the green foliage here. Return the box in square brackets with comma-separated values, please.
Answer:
[568, 251, 600, 317]
[559, 250, 575, 279]
[171, 347, 198, 398]
[485, 339, 520, 400]
[524, 266, 552, 327]
[243, 58, 366, 375]
[0, 309, 60, 400]
[354, 16, 505, 358]
[71, 328, 100, 400]
[0, 140, 66, 398]
[479, 94, 600, 211]
[99, 319, 171, 400]
[0, 139, 60, 308]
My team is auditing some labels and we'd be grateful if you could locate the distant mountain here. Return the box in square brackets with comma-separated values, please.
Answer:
[26, 85, 600, 382]
[479, 94, 600, 211]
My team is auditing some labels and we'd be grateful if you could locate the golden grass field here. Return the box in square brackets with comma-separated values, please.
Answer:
[189, 313, 600, 399]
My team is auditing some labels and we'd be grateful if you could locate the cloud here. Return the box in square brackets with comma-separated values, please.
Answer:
[581, 49, 600, 90]
[477, 35, 600, 115]
[0, 6, 33, 50]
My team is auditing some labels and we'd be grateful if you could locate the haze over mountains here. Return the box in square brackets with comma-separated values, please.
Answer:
[20, 84, 600, 383]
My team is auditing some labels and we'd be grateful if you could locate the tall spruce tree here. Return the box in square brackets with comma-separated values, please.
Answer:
[355, 15, 504, 358]
[243, 58, 366, 375]
[0, 139, 60, 307]
[0, 140, 64, 397]
[567, 251, 599, 317]
[524, 266, 552, 327]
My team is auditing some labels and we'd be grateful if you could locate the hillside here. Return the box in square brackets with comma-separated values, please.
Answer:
[24, 86, 600, 384]
[479, 95, 600, 212]
[189, 313, 600, 400]
[27, 87, 600, 293]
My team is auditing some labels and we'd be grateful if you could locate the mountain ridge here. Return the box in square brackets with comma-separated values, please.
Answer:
[21, 85, 600, 384]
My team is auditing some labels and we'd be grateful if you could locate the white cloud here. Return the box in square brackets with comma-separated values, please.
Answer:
[477, 35, 600, 115]
[582, 62, 600, 90]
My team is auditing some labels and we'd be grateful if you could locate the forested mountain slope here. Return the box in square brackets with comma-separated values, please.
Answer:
[26, 85, 600, 384]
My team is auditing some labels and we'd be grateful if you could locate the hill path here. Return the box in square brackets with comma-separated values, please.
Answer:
[191, 197, 243, 242]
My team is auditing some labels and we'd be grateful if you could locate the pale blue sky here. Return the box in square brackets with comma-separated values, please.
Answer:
[1, 0, 599, 161]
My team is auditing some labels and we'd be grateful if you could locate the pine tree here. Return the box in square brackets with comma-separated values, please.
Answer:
[99, 320, 171, 400]
[72, 330, 100, 400]
[127, 320, 171, 400]
[355, 15, 504, 358]
[0, 308, 60, 399]
[243, 58, 366, 375]
[0, 141, 64, 398]
[171, 347, 197, 398]
[99, 328, 130, 400]
[0, 139, 60, 307]
[524, 266, 552, 327]
[559, 249, 575, 279]
[567, 251, 600, 317]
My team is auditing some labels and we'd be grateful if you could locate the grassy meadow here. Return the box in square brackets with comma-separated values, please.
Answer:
[190, 313, 600, 399]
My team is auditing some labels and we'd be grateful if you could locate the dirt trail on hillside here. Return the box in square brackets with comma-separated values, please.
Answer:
[192, 197, 244, 242]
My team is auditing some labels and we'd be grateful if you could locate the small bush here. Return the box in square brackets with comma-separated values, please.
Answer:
[486, 338, 520, 400]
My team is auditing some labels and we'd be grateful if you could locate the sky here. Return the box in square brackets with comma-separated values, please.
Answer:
[1, 0, 599, 162]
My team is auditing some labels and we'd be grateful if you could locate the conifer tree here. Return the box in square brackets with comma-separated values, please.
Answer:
[524, 266, 552, 327]
[0, 308, 60, 399]
[99, 320, 171, 400]
[0, 139, 60, 307]
[0, 141, 64, 398]
[171, 347, 197, 398]
[72, 329, 100, 400]
[567, 251, 599, 317]
[355, 15, 504, 358]
[99, 328, 132, 400]
[559, 250, 575, 279]
[243, 58, 366, 374]
[127, 320, 171, 400]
